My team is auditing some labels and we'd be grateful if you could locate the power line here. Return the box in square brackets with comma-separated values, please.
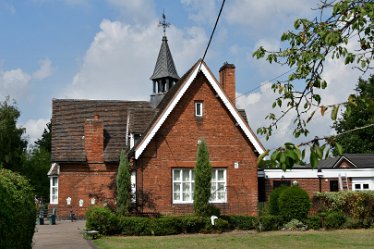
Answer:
[198, 0, 226, 71]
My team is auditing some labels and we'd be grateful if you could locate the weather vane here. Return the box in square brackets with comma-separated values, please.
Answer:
[158, 10, 170, 36]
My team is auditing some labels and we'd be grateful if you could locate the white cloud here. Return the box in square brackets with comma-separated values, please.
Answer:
[106, 0, 156, 24]
[181, 0, 218, 24]
[32, 58, 53, 80]
[21, 118, 50, 146]
[0, 59, 54, 99]
[64, 19, 207, 100]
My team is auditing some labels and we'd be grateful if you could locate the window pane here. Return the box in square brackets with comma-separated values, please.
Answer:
[183, 192, 190, 201]
[363, 184, 369, 189]
[218, 182, 225, 192]
[217, 170, 224, 181]
[217, 191, 225, 201]
[173, 183, 181, 201]
[355, 184, 361, 189]
[191, 170, 195, 181]
[174, 170, 181, 181]
[52, 177, 58, 186]
[183, 170, 190, 181]
[183, 183, 190, 192]
[211, 170, 216, 180]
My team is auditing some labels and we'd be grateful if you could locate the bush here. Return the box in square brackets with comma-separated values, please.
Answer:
[0, 169, 36, 249]
[324, 211, 346, 229]
[255, 215, 282, 231]
[306, 216, 321, 230]
[85, 206, 119, 235]
[343, 217, 362, 229]
[179, 215, 206, 233]
[150, 217, 182, 236]
[269, 186, 288, 215]
[118, 216, 152, 235]
[313, 191, 374, 223]
[222, 215, 256, 230]
[278, 186, 311, 222]
[204, 218, 229, 233]
[283, 219, 307, 231]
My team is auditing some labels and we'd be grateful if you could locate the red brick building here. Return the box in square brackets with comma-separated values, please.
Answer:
[50, 33, 265, 218]
[259, 154, 374, 201]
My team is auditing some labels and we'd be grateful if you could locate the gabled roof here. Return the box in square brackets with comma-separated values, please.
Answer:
[52, 99, 155, 162]
[150, 36, 180, 80]
[134, 59, 266, 159]
[299, 153, 374, 169]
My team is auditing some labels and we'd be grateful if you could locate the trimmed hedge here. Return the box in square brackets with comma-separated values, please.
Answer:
[278, 186, 310, 222]
[86, 207, 253, 236]
[324, 211, 346, 229]
[313, 191, 374, 225]
[0, 169, 36, 249]
[255, 215, 282, 231]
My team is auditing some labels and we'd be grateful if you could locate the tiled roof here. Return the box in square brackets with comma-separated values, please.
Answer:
[51, 99, 155, 162]
[150, 36, 180, 80]
[302, 154, 374, 169]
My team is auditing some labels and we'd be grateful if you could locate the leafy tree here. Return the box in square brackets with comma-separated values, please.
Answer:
[0, 97, 27, 172]
[193, 139, 212, 216]
[254, 0, 373, 168]
[34, 122, 52, 153]
[116, 150, 131, 215]
[333, 75, 374, 153]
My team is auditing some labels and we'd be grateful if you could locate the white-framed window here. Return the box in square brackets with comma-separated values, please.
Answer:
[173, 169, 195, 203]
[50, 176, 58, 204]
[210, 169, 227, 203]
[172, 168, 227, 204]
[195, 101, 203, 117]
[353, 182, 370, 191]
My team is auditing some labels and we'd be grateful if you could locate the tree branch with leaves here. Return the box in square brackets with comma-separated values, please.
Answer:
[254, 0, 373, 168]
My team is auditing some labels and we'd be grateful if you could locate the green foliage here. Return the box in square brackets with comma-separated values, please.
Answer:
[269, 186, 288, 215]
[34, 122, 52, 153]
[313, 191, 374, 222]
[178, 215, 207, 233]
[85, 206, 119, 235]
[116, 150, 131, 215]
[324, 211, 346, 229]
[193, 139, 212, 216]
[222, 215, 256, 230]
[118, 216, 152, 236]
[342, 217, 362, 229]
[254, 0, 374, 169]
[255, 215, 282, 232]
[333, 76, 374, 154]
[278, 186, 311, 222]
[283, 219, 307, 231]
[0, 98, 27, 172]
[306, 216, 321, 230]
[0, 169, 36, 249]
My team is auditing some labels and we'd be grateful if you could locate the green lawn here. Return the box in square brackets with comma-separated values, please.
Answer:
[93, 229, 374, 249]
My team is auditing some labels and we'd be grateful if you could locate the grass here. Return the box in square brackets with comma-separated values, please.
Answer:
[92, 229, 374, 249]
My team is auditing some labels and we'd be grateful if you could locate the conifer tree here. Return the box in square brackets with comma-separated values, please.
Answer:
[116, 150, 131, 215]
[193, 139, 212, 216]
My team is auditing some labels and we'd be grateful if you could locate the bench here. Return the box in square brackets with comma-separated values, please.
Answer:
[82, 230, 99, 240]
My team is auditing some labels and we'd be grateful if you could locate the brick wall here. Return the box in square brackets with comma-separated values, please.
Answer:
[136, 72, 259, 216]
[57, 163, 117, 219]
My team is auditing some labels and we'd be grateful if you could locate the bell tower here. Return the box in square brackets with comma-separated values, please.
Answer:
[150, 13, 180, 108]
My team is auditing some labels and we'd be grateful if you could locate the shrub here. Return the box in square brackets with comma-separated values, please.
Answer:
[255, 215, 282, 232]
[194, 139, 212, 216]
[222, 215, 256, 230]
[283, 219, 307, 231]
[85, 206, 119, 235]
[306, 216, 321, 230]
[204, 218, 229, 233]
[278, 186, 311, 222]
[313, 191, 374, 223]
[324, 211, 346, 229]
[150, 217, 182, 236]
[118, 216, 152, 236]
[269, 186, 288, 215]
[179, 215, 206, 233]
[0, 169, 36, 249]
[116, 150, 131, 215]
[342, 217, 362, 229]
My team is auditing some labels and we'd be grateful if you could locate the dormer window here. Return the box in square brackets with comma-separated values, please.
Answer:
[195, 101, 203, 117]
[130, 133, 141, 149]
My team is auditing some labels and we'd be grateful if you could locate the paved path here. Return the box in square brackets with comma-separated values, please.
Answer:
[33, 220, 96, 249]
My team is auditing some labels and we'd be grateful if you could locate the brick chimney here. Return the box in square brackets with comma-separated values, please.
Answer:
[84, 115, 104, 163]
[219, 63, 236, 104]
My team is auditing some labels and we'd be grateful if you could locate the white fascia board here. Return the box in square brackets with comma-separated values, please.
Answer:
[200, 64, 265, 155]
[135, 64, 200, 159]
[135, 62, 265, 159]
[333, 156, 357, 168]
[263, 168, 374, 179]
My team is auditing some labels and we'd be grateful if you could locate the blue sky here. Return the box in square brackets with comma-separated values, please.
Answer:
[0, 0, 361, 151]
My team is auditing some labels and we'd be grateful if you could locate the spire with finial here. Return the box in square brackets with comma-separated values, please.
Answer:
[150, 12, 180, 108]
[158, 11, 170, 37]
